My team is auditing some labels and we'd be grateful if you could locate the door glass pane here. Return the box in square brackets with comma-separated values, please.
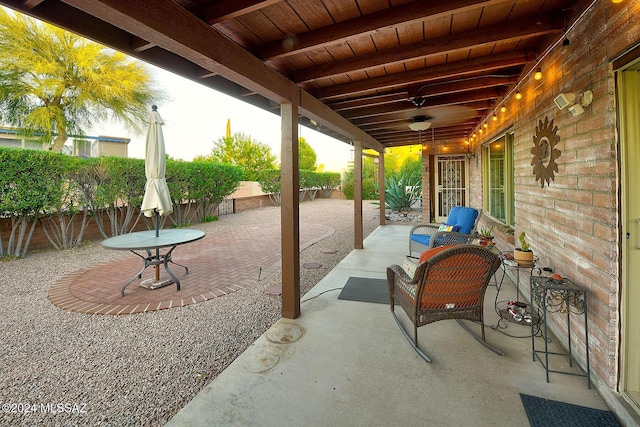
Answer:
[436, 156, 466, 220]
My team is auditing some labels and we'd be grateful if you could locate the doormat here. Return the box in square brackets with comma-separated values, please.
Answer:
[337, 277, 389, 304]
[520, 394, 621, 427]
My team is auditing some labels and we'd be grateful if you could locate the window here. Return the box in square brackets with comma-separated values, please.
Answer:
[483, 131, 514, 226]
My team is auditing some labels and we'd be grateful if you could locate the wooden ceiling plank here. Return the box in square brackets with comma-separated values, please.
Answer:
[339, 79, 511, 120]
[61, 0, 384, 151]
[341, 88, 503, 119]
[369, 26, 400, 51]
[293, 13, 561, 83]
[194, 0, 280, 24]
[315, 50, 532, 100]
[329, 92, 409, 111]
[212, 19, 264, 48]
[234, 7, 286, 44]
[259, 0, 511, 60]
[259, 2, 310, 38]
[287, 0, 335, 31]
[355, 102, 489, 126]
[408, 75, 516, 98]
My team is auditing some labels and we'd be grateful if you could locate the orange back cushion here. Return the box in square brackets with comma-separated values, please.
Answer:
[418, 245, 456, 263]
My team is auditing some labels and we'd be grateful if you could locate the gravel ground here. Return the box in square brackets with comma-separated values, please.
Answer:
[0, 198, 382, 426]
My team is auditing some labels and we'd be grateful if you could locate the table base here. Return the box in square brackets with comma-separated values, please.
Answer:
[140, 277, 175, 290]
[121, 246, 189, 296]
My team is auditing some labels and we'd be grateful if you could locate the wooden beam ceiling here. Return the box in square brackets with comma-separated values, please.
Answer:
[2, 0, 581, 152]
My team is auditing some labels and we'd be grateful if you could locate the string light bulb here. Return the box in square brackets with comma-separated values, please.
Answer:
[483, 122, 488, 129]
[515, 90, 522, 100]
[492, 114, 498, 122]
[534, 67, 542, 80]
[500, 105, 507, 113]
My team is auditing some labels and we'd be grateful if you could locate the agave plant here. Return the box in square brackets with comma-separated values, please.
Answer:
[379, 171, 422, 214]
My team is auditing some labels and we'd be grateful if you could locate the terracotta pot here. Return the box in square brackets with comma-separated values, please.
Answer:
[513, 249, 533, 266]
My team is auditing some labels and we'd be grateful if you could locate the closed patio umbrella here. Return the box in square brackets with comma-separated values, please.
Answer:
[141, 105, 173, 221]
[140, 105, 173, 283]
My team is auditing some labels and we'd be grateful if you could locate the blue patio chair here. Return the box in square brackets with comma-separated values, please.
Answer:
[409, 206, 481, 257]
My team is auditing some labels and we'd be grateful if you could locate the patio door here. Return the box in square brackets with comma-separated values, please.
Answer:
[619, 63, 640, 413]
[434, 155, 468, 222]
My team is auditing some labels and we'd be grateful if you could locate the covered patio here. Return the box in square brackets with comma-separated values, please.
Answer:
[2, 0, 640, 425]
[167, 224, 608, 426]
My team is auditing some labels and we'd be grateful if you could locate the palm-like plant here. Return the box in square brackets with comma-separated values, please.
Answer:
[0, 9, 164, 152]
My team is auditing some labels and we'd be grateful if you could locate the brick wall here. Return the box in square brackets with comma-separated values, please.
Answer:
[467, 1, 640, 389]
[0, 211, 149, 252]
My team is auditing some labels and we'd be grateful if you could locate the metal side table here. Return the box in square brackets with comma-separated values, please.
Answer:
[530, 275, 591, 388]
[491, 252, 539, 337]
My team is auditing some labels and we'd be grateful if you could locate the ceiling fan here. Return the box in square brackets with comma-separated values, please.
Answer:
[406, 96, 477, 131]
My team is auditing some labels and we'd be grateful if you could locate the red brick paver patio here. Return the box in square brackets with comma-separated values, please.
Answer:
[48, 223, 334, 315]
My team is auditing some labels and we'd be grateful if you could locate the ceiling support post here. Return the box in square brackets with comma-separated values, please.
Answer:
[354, 141, 363, 250]
[378, 152, 386, 226]
[280, 102, 300, 319]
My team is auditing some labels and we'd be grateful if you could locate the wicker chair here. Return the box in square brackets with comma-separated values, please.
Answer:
[409, 206, 481, 257]
[387, 244, 502, 362]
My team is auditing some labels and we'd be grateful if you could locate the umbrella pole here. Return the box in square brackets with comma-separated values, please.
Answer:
[155, 210, 160, 281]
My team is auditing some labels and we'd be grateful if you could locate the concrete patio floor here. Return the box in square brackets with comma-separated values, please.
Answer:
[167, 225, 610, 426]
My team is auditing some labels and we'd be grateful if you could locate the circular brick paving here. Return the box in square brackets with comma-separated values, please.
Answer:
[48, 223, 334, 315]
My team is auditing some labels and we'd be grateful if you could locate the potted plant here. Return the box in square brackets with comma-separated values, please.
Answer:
[478, 225, 495, 249]
[514, 231, 533, 266]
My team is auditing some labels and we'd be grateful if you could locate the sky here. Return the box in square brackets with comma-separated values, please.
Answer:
[88, 65, 355, 173]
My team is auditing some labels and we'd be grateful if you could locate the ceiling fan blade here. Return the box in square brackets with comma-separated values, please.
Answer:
[409, 105, 476, 127]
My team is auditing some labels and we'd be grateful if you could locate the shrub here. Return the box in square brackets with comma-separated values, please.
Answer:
[257, 169, 281, 206]
[342, 175, 377, 200]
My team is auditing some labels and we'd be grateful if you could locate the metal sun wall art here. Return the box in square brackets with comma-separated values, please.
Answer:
[531, 116, 561, 188]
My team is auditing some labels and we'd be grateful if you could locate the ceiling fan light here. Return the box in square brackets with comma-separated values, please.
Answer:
[409, 121, 432, 131]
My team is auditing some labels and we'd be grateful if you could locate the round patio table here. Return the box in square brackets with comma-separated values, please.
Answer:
[102, 229, 205, 296]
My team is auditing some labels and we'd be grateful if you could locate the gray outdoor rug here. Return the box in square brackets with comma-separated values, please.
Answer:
[520, 394, 621, 427]
[337, 277, 389, 304]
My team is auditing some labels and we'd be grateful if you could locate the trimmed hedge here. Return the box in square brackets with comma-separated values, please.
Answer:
[0, 147, 243, 257]
[257, 169, 341, 206]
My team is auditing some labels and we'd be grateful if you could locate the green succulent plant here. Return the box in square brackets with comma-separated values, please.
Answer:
[479, 225, 495, 237]
[519, 231, 530, 251]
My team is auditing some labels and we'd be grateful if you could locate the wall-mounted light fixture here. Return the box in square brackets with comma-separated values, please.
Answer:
[553, 90, 593, 116]
[553, 92, 576, 109]
[466, 148, 475, 159]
